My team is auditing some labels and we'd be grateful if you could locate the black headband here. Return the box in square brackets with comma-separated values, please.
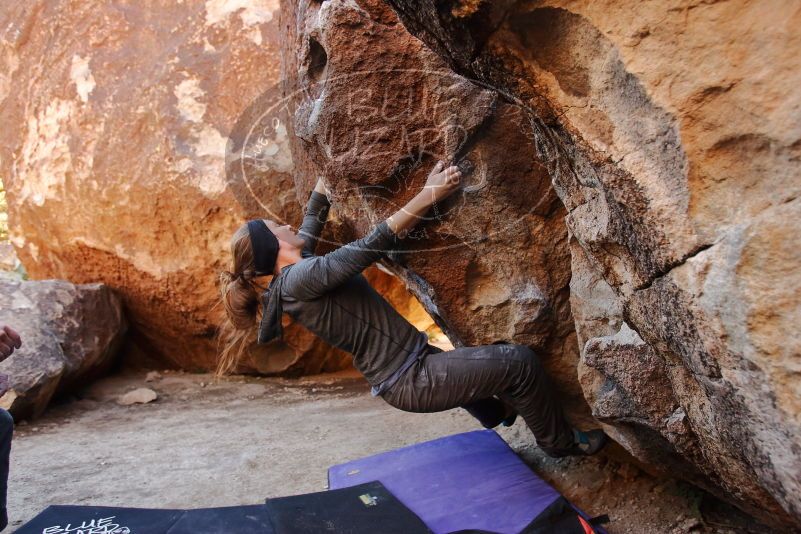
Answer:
[247, 220, 279, 276]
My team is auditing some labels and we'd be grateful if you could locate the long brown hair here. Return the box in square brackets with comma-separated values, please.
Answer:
[217, 223, 264, 376]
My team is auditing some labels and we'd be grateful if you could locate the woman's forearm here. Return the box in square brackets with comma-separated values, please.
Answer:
[386, 192, 434, 235]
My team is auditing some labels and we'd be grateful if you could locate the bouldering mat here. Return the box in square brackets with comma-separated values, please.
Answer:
[165, 505, 275, 533]
[265, 480, 432, 534]
[16, 504, 276, 534]
[15, 505, 185, 534]
[18, 484, 427, 534]
[328, 429, 607, 534]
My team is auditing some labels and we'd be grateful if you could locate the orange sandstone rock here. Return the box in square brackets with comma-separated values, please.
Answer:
[0, 1, 425, 376]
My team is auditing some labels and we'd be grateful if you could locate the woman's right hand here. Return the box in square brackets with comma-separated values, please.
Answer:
[421, 161, 462, 205]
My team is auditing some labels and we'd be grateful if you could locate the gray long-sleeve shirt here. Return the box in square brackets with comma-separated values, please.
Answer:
[257, 192, 429, 392]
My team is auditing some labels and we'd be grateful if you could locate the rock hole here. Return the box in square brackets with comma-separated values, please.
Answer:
[307, 38, 328, 86]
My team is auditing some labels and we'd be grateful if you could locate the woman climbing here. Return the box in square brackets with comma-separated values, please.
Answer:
[218, 160, 607, 457]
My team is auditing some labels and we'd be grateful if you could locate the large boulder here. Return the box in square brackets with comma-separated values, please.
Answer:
[0, 276, 126, 419]
[0, 1, 426, 374]
[0, 0, 291, 371]
[278, 0, 585, 415]
[280, 0, 801, 528]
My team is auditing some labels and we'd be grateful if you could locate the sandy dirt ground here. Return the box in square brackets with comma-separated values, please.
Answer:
[8, 370, 773, 533]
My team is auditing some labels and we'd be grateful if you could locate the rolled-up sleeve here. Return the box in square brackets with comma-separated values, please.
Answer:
[283, 221, 399, 300]
[298, 191, 331, 258]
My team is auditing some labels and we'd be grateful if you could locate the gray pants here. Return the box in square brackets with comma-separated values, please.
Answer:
[381, 343, 575, 450]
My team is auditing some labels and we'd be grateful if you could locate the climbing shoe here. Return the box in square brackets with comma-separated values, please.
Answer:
[542, 428, 608, 458]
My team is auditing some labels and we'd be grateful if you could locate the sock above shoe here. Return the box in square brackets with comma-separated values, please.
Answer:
[573, 429, 592, 452]
[572, 428, 607, 455]
[542, 428, 608, 458]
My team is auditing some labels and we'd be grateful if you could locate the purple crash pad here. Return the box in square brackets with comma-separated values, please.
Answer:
[329, 429, 595, 534]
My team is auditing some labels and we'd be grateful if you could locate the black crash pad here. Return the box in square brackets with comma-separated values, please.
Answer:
[16, 505, 185, 534]
[17, 483, 429, 534]
[16, 504, 275, 534]
[265, 480, 433, 534]
[166, 505, 274, 533]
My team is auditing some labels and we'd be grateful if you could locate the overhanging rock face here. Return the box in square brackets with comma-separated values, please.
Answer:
[280, 0, 801, 528]
[279, 0, 587, 414]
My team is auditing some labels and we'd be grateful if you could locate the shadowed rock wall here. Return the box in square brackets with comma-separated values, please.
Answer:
[279, 0, 587, 415]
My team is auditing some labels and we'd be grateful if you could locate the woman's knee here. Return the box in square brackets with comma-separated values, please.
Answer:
[505, 344, 543, 374]
[380, 384, 425, 413]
